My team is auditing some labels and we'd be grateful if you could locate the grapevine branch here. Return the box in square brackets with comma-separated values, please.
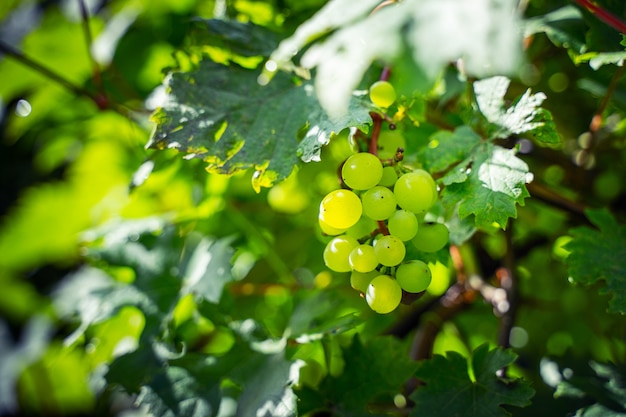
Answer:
[0, 40, 129, 116]
[527, 182, 587, 218]
[367, 66, 392, 155]
[78, 0, 108, 109]
[572, 0, 626, 34]
[0, 40, 99, 102]
[588, 65, 625, 145]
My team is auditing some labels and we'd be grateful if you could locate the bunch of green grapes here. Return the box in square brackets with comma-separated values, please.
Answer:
[318, 145, 450, 314]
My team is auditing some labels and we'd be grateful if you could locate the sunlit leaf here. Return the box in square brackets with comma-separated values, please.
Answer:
[442, 143, 532, 229]
[474, 76, 560, 145]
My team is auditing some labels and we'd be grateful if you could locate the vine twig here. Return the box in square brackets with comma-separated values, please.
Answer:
[0, 40, 99, 102]
[572, 0, 626, 34]
[78, 0, 108, 109]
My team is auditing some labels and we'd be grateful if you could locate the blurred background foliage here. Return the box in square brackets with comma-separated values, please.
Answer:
[0, 0, 626, 416]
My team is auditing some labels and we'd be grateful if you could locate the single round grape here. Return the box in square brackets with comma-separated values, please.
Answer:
[350, 270, 379, 293]
[319, 189, 362, 229]
[378, 166, 398, 187]
[346, 217, 377, 240]
[369, 81, 397, 108]
[349, 244, 378, 273]
[366, 275, 402, 314]
[412, 222, 449, 253]
[323, 235, 359, 272]
[319, 218, 346, 236]
[342, 153, 383, 190]
[377, 130, 406, 160]
[362, 186, 397, 220]
[373, 235, 406, 266]
[387, 210, 419, 241]
[396, 260, 432, 293]
[393, 170, 438, 214]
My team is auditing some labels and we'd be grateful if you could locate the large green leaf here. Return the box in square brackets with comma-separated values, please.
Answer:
[233, 353, 300, 417]
[269, 0, 523, 116]
[297, 335, 418, 415]
[565, 209, 626, 314]
[148, 60, 313, 190]
[148, 60, 368, 189]
[410, 344, 534, 417]
[441, 143, 532, 229]
[188, 19, 280, 58]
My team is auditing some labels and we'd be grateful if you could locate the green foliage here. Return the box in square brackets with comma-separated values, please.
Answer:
[298, 335, 418, 415]
[566, 209, 626, 314]
[411, 344, 535, 417]
[2, 0, 626, 416]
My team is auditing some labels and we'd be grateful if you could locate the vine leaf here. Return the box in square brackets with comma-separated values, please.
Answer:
[188, 18, 281, 58]
[233, 353, 300, 417]
[148, 60, 368, 190]
[269, 0, 523, 116]
[442, 143, 532, 229]
[410, 344, 534, 417]
[474, 76, 560, 145]
[297, 335, 418, 415]
[566, 208, 626, 314]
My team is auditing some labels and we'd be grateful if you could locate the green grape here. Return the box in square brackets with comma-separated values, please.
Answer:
[373, 235, 406, 266]
[366, 275, 402, 314]
[349, 244, 378, 273]
[395, 260, 432, 293]
[412, 222, 449, 252]
[362, 186, 397, 220]
[378, 166, 398, 187]
[323, 235, 359, 272]
[377, 130, 405, 160]
[387, 210, 418, 241]
[346, 217, 377, 240]
[350, 270, 379, 293]
[369, 80, 396, 108]
[319, 189, 362, 229]
[342, 152, 383, 190]
[318, 218, 346, 236]
[393, 170, 438, 214]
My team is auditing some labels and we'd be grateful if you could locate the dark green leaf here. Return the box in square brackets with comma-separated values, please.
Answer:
[555, 361, 626, 416]
[189, 19, 280, 58]
[442, 143, 532, 229]
[137, 365, 220, 417]
[233, 353, 299, 417]
[297, 97, 371, 163]
[566, 209, 626, 314]
[410, 344, 534, 417]
[299, 335, 417, 415]
[149, 60, 315, 190]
